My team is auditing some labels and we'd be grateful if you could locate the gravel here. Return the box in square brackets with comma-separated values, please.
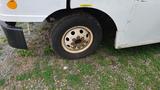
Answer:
[0, 27, 15, 80]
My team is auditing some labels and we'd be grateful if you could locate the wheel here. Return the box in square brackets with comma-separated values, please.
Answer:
[51, 13, 102, 59]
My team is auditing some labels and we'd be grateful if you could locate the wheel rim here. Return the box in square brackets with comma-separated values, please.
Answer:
[61, 26, 93, 53]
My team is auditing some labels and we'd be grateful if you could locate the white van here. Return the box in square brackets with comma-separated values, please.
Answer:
[0, 0, 160, 59]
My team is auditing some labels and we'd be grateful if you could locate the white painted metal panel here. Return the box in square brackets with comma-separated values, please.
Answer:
[0, 0, 66, 22]
[71, 0, 135, 32]
[71, 0, 135, 48]
[116, 0, 160, 48]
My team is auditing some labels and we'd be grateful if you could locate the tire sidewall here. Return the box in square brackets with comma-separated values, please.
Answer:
[51, 13, 102, 59]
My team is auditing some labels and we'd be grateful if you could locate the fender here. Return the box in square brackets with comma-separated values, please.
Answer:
[0, 0, 66, 22]
[70, 0, 135, 32]
[70, 0, 137, 49]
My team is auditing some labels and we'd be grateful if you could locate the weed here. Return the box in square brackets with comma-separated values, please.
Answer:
[41, 66, 54, 84]
[67, 74, 82, 86]
[0, 37, 7, 44]
[0, 79, 5, 86]
[77, 63, 93, 75]
[17, 50, 34, 57]
[16, 73, 32, 81]
[44, 45, 54, 55]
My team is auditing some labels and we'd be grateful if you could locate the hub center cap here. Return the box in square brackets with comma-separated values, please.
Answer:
[61, 26, 93, 53]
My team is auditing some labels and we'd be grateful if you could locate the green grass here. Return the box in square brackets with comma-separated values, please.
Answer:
[12, 44, 160, 90]
[0, 51, 2, 56]
[99, 74, 110, 90]
[16, 73, 32, 81]
[16, 50, 34, 57]
[1, 39, 160, 89]
[67, 74, 82, 86]
[0, 79, 5, 86]
[94, 53, 109, 66]
[15, 59, 55, 89]
[44, 45, 54, 55]
[77, 63, 94, 75]
[41, 65, 54, 84]
[0, 37, 7, 44]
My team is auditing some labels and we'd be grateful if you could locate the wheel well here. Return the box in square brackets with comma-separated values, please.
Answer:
[46, 8, 117, 46]
[75, 8, 117, 46]
[46, 9, 71, 22]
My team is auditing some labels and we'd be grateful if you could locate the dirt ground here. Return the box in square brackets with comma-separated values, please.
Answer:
[0, 22, 51, 85]
[0, 26, 14, 80]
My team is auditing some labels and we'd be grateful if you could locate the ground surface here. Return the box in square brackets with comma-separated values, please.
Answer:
[0, 22, 160, 90]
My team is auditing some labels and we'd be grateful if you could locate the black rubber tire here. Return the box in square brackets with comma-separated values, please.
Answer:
[51, 13, 102, 59]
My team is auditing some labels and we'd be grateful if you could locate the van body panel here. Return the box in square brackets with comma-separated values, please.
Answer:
[0, 0, 160, 49]
[0, 0, 66, 22]
[71, 0, 160, 48]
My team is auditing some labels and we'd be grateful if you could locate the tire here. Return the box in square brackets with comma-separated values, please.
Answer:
[51, 13, 102, 59]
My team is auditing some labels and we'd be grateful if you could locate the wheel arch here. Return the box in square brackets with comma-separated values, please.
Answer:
[46, 7, 117, 32]
[45, 7, 118, 46]
[46, 0, 118, 32]
[71, 8, 118, 31]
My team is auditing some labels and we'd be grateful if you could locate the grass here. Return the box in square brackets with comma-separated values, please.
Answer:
[15, 59, 55, 89]
[1, 33, 160, 89]
[0, 37, 7, 45]
[41, 65, 54, 84]
[0, 79, 5, 87]
[67, 74, 82, 86]
[44, 45, 54, 55]
[0, 51, 2, 56]
[16, 49, 34, 57]
[6, 44, 160, 90]
[16, 73, 32, 81]
[76, 63, 94, 75]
